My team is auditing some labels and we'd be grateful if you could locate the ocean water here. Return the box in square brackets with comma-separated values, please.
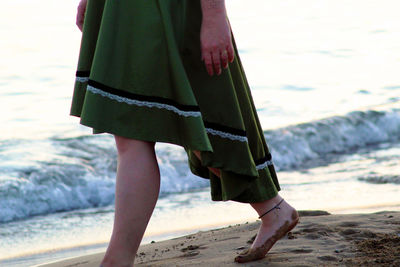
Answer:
[1, 0, 399, 266]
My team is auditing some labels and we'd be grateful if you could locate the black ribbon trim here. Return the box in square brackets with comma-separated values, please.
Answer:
[203, 121, 247, 137]
[87, 79, 200, 112]
[254, 153, 272, 165]
[76, 70, 90, 77]
[81, 78, 252, 140]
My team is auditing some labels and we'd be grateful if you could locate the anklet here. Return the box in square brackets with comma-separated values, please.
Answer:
[258, 199, 284, 219]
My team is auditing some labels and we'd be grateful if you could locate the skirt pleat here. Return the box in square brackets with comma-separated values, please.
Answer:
[71, 0, 280, 203]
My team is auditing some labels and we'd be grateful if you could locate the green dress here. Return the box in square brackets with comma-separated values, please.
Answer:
[71, 0, 280, 203]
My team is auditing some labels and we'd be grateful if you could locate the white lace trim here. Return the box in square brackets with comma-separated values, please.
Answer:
[76, 77, 89, 83]
[86, 85, 202, 118]
[256, 160, 274, 170]
[205, 128, 248, 143]
[84, 84, 251, 142]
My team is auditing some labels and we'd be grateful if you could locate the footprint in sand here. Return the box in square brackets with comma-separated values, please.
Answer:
[180, 245, 200, 252]
[358, 230, 377, 238]
[181, 251, 200, 257]
[339, 229, 377, 239]
[180, 244, 207, 257]
[304, 233, 321, 240]
[338, 221, 360, 227]
[290, 248, 313, 254]
[296, 224, 333, 240]
[302, 227, 320, 233]
[339, 228, 359, 236]
[318, 255, 339, 261]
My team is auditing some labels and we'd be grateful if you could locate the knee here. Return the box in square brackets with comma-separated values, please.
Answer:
[114, 135, 155, 156]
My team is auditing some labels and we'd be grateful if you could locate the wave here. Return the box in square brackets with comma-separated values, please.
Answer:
[0, 136, 208, 223]
[359, 174, 400, 184]
[266, 109, 400, 170]
[0, 108, 399, 223]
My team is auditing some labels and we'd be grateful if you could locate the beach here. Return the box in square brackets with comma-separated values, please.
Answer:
[1, 0, 399, 266]
[34, 210, 400, 267]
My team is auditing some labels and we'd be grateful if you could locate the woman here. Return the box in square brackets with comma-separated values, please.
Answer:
[73, 0, 299, 265]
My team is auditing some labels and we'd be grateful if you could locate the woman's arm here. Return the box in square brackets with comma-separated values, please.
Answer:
[200, 0, 235, 76]
[76, 0, 88, 32]
[75, 0, 233, 75]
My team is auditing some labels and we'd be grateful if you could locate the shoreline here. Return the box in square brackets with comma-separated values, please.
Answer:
[4, 210, 399, 267]
[0, 217, 260, 267]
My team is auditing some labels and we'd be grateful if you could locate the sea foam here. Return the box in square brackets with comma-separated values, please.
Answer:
[0, 108, 399, 223]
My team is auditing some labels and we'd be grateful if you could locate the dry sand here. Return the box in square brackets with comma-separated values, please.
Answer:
[37, 211, 400, 267]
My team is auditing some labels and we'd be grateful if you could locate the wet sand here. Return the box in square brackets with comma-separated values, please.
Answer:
[37, 211, 400, 267]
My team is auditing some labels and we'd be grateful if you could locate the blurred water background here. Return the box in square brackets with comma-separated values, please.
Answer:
[0, 0, 399, 266]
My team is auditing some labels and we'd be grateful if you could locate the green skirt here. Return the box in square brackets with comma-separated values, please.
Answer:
[71, 0, 280, 203]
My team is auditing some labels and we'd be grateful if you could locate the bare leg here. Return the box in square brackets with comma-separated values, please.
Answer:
[101, 136, 160, 267]
[192, 150, 298, 263]
[193, 150, 220, 177]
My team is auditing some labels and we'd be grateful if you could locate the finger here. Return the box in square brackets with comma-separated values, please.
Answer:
[211, 51, 222, 76]
[76, 3, 86, 32]
[203, 52, 214, 76]
[76, 15, 84, 31]
[76, 16, 84, 31]
[227, 43, 235, 63]
[220, 50, 229, 69]
[76, 10, 81, 30]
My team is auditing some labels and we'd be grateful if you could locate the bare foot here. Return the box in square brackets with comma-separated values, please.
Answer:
[235, 199, 299, 263]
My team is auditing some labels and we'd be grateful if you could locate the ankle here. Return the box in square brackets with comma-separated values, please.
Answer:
[251, 195, 282, 218]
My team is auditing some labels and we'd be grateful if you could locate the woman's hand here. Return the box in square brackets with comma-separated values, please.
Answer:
[200, 0, 235, 76]
[76, 0, 88, 32]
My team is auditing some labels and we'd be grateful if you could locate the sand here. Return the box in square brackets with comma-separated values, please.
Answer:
[36, 211, 400, 267]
